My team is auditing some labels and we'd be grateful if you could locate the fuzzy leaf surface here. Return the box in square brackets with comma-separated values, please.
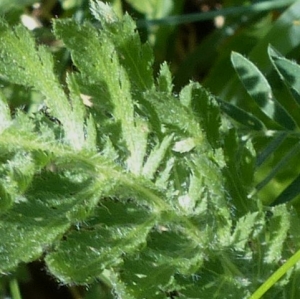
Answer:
[1, 2, 300, 298]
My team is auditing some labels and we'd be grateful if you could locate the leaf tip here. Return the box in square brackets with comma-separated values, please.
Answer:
[90, 0, 119, 24]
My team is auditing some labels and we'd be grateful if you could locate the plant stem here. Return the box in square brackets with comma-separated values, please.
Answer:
[9, 278, 22, 299]
[249, 248, 300, 299]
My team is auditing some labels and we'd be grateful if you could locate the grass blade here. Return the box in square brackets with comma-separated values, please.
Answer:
[249, 248, 300, 299]
[271, 173, 300, 205]
[138, 0, 297, 26]
[256, 142, 300, 191]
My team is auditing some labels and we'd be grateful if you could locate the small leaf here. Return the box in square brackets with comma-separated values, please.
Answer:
[231, 211, 264, 251]
[216, 97, 264, 130]
[231, 51, 296, 130]
[142, 134, 173, 179]
[264, 205, 290, 264]
[157, 62, 173, 94]
[269, 45, 300, 107]
[0, 91, 11, 133]
[90, 1, 119, 24]
[172, 137, 195, 153]
[146, 90, 205, 146]
[180, 82, 222, 148]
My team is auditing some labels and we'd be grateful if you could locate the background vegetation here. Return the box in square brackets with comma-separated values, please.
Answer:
[1, 0, 300, 298]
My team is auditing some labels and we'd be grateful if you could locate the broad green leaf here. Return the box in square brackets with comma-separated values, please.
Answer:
[249, 0, 300, 70]
[205, 0, 300, 99]
[231, 51, 296, 130]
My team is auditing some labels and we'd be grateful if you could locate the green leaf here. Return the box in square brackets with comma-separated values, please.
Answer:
[256, 132, 287, 167]
[0, 197, 71, 273]
[157, 62, 173, 94]
[0, 0, 37, 12]
[256, 141, 300, 191]
[231, 211, 264, 251]
[231, 51, 296, 130]
[264, 205, 290, 264]
[179, 82, 222, 148]
[53, 18, 150, 174]
[2, 2, 300, 298]
[216, 97, 264, 130]
[0, 92, 11, 133]
[205, 0, 300, 99]
[0, 19, 85, 149]
[90, 1, 119, 24]
[46, 201, 156, 284]
[272, 173, 300, 206]
[142, 134, 173, 180]
[90, 0, 155, 92]
[269, 45, 300, 107]
[146, 90, 205, 147]
[222, 129, 257, 217]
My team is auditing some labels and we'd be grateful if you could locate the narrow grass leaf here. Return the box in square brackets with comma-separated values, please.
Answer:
[249, 248, 300, 299]
[138, 0, 297, 26]
[271, 173, 300, 205]
[256, 132, 287, 167]
[256, 141, 300, 191]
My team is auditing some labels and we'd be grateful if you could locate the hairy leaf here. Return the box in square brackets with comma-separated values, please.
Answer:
[1, 2, 299, 298]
